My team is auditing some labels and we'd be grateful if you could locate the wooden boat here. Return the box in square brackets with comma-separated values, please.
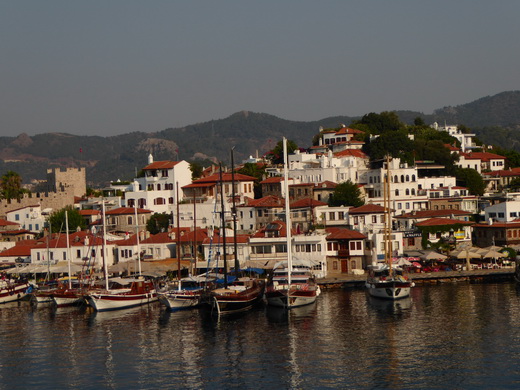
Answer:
[207, 159, 264, 315]
[0, 279, 31, 304]
[85, 277, 158, 311]
[210, 277, 265, 315]
[365, 156, 414, 300]
[265, 138, 320, 309]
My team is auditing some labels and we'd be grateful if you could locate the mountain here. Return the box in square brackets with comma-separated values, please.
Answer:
[1, 91, 519, 188]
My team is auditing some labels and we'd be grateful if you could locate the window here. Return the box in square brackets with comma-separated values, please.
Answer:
[76, 250, 81, 258]
[329, 212, 335, 221]
[333, 261, 338, 270]
[15, 214, 20, 221]
[275, 244, 287, 253]
[128, 216, 133, 225]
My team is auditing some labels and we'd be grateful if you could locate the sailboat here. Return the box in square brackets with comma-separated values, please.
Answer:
[51, 211, 85, 307]
[208, 160, 264, 315]
[365, 156, 414, 300]
[158, 184, 203, 310]
[0, 277, 31, 304]
[84, 201, 158, 311]
[265, 137, 320, 309]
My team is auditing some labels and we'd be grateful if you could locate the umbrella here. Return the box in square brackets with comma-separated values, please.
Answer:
[481, 250, 506, 259]
[421, 251, 448, 261]
[393, 257, 412, 266]
[412, 261, 422, 268]
[451, 249, 480, 259]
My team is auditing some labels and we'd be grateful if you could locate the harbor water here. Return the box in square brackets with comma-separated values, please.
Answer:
[2, 282, 520, 389]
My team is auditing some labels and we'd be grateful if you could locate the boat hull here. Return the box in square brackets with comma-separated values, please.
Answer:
[85, 291, 158, 312]
[266, 287, 318, 308]
[158, 291, 200, 310]
[211, 282, 264, 315]
[365, 281, 412, 300]
[0, 282, 30, 304]
[53, 290, 85, 307]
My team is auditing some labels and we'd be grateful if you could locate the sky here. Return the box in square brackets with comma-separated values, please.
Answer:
[1, 1, 519, 137]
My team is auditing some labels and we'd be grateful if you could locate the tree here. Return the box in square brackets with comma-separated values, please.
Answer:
[353, 111, 404, 134]
[0, 171, 26, 200]
[365, 131, 414, 162]
[414, 117, 426, 127]
[455, 168, 486, 196]
[237, 162, 266, 198]
[190, 162, 204, 180]
[266, 140, 298, 164]
[48, 206, 87, 233]
[146, 212, 171, 235]
[328, 180, 364, 207]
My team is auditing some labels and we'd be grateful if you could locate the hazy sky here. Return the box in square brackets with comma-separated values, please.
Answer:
[1, 1, 519, 137]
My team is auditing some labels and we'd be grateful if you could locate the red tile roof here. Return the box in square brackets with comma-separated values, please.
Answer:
[326, 227, 366, 240]
[105, 207, 152, 215]
[333, 149, 369, 159]
[260, 176, 284, 184]
[143, 161, 181, 170]
[349, 204, 386, 214]
[462, 152, 506, 161]
[483, 168, 520, 178]
[5, 205, 41, 213]
[79, 210, 100, 216]
[290, 198, 327, 208]
[245, 196, 285, 208]
[0, 219, 20, 227]
[314, 181, 338, 189]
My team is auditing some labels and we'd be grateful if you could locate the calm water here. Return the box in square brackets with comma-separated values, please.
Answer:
[2, 282, 520, 389]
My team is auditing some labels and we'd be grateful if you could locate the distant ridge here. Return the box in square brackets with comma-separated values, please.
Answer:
[1, 91, 520, 187]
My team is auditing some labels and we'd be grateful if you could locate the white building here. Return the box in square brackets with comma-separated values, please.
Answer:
[6, 205, 46, 234]
[432, 122, 476, 153]
[124, 154, 192, 214]
[484, 200, 520, 223]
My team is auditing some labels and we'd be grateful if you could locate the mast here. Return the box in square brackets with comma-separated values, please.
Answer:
[230, 147, 240, 274]
[283, 137, 293, 287]
[219, 164, 228, 288]
[192, 190, 196, 276]
[65, 210, 72, 289]
[176, 182, 181, 281]
[134, 203, 142, 276]
[384, 155, 393, 273]
[102, 200, 109, 290]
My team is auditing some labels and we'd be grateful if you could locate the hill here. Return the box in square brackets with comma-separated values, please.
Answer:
[1, 91, 520, 188]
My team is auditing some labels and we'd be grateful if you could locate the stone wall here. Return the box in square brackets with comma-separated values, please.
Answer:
[0, 191, 75, 219]
[46, 167, 86, 198]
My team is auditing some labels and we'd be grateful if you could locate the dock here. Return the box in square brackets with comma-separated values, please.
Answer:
[318, 268, 516, 289]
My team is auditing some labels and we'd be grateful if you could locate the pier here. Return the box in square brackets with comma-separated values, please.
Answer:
[318, 268, 516, 289]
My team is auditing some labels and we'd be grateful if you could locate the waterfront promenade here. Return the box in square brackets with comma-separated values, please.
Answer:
[318, 267, 515, 288]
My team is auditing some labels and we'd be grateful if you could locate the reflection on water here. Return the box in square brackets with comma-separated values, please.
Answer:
[2, 283, 520, 389]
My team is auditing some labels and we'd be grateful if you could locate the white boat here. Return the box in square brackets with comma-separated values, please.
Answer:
[265, 138, 320, 309]
[85, 277, 158, 311]
[158, 276, 204, 310]
[0, 279, 31, 304]
[365, 263, 413, 299]
[265, 261, 321, 308]
[84, 201, 158, 311]
[366, 156, 414, 300]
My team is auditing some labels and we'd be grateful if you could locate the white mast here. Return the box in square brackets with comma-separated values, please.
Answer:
[102, 200, 109, 290]
[65, 210, 72, 289]
[283, 137, 293, 287]
[134, 204, 142, 276]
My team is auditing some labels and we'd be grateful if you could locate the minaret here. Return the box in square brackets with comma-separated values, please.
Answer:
[148, 153, 153, 164]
